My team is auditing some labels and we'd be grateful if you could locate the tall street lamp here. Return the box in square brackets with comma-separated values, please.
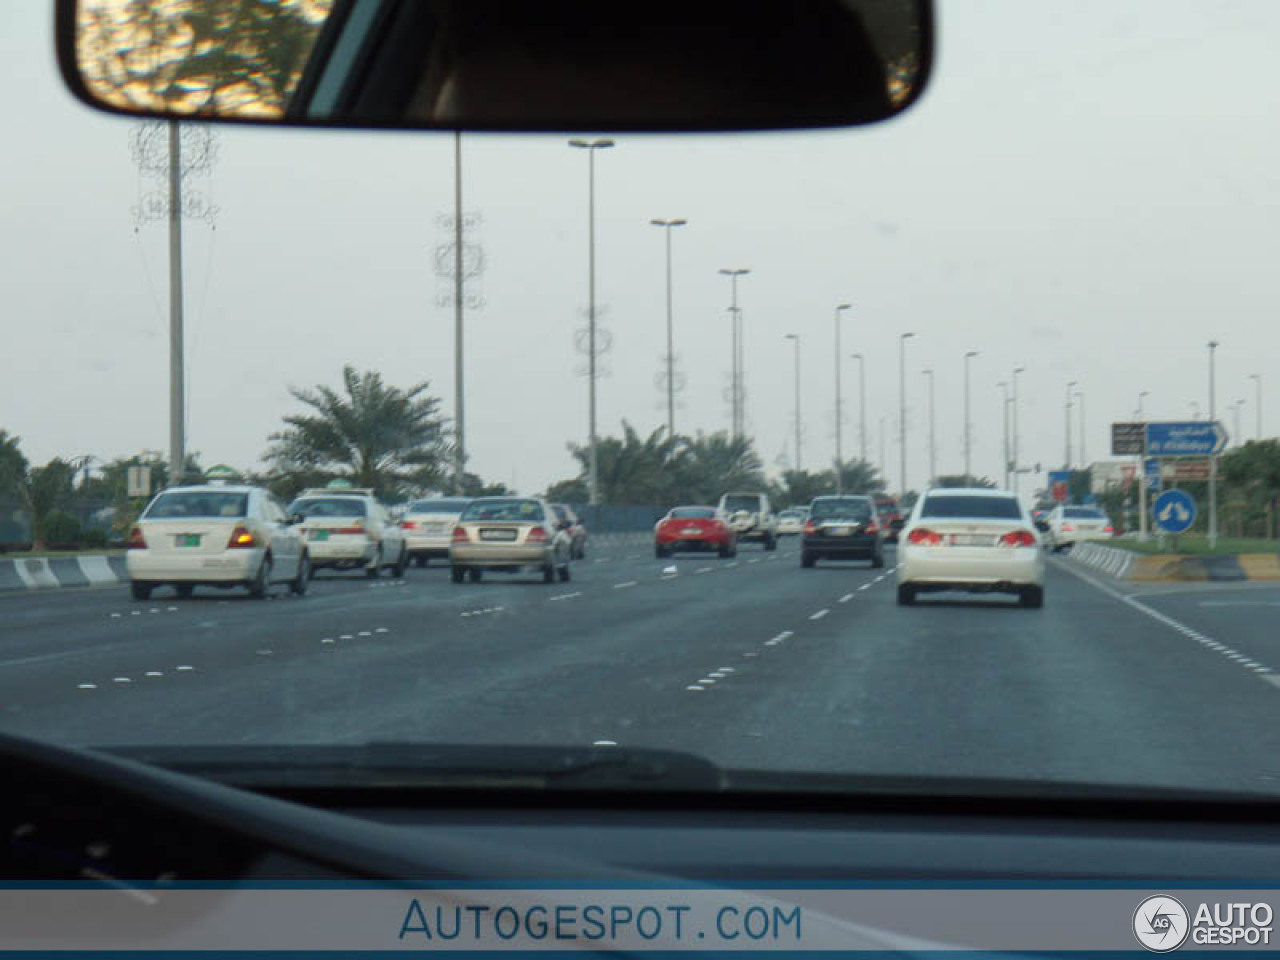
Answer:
[785, 335, 801, 470]
[963, 351, 978, 479]
[1137, 390, 1149, 420]
[1208, 340, 1220, 548]
[922, 368, 936, 488]
[898, 332, 915, 497]
[833, 303, 852, 492]
[1076, 388, 1086, 466]
[1064, 380, 1077, 468]
[719, 268, 750, 439]
[1251, 374, 1262, 439]
[998, 381, 1011, 488]
[650, 218, 687, 439]
[850, 353, 867, 464]
[568, 137, 615, 505]
[1232, 399, 1245, 446]
[1011, 366, 1026, 494]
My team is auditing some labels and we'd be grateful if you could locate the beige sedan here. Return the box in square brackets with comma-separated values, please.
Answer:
[449, 497, 573, 584]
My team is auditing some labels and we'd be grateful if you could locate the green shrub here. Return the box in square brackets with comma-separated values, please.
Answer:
[83, 529, 108, 549]
[43, 510, 82, 546]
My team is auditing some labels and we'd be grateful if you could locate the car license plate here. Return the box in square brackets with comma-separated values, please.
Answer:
[951, 534, 990, 546]
[309, 529, 329, 541]
[480, 529, 517, 541]
[175, 534, 200, 548]
[681, 527, 702, 536]
[830, 526, 851, 536]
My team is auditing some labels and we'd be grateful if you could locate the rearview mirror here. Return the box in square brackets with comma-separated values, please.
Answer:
[56, 0, 932, 132]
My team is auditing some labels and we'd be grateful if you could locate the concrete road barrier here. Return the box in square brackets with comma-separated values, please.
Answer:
[1067, 541, 1280, 582]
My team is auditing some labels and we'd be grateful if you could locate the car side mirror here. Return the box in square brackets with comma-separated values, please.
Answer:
[290, 513, 305, 526]
[1034, 520, 1050, 533]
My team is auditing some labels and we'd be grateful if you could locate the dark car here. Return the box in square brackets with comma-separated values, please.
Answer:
[873, 495, 905, 542]
[801, 495, 885, 568]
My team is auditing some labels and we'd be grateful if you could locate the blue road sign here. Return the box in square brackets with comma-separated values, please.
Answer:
[1153, 489, 1196, 534]
[1145, 421, 1228, 457]
[1144, 458, 1162, 491]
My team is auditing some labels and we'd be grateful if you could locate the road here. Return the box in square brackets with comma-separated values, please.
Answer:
[2, 538, 1279, 795]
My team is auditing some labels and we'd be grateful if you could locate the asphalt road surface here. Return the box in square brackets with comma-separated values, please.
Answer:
[3, 538, 1279, 795]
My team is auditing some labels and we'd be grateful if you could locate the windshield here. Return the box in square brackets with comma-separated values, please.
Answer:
[145, 491, 248, 519]
[289, 497, 368, 518]
[10, 0, 1280, 805]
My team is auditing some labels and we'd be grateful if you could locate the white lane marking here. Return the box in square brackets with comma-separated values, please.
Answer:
[727, 562, 740, 569]
[175, 665, 194, 672]
[145, 671, 163, 677]
[748, 558, 761, 564]
[660, 574, 678, 581]
[809, 609, 829, 621]
[696, 567, 713, 574]
[839, 593, 854, 603]
[766, 555, 778, 561]
[256, 650, 273, 657]
[130, 611, 141, 616]
[321, 638, 335, 644]
[77, 683, 97, 690]
[149, 608, 160, 614]
[686, 685, 705, 691]
[1199, 600, 1280, 607]
[718, 667, 735, 673]
[708, 672, 726, 679]
[1061, 562, 1280, 686]
[358, 630, 372, 637]
[743, 652, 758, 658]
[592, 739, 618, 747]
[872, 576, 884, 583]
[613, 581, 637, 589]
[594, 558, 608, 564]
[460, 612, 472, 617]
[375, 627, 389, 634]
[113, 677, 131, 684]
[698, 678, 717, 685]
[110, 613, 121, 618]
[167, 606, 178, 612]
[550, 591, 582, 601]
[339, 634, 354, 639]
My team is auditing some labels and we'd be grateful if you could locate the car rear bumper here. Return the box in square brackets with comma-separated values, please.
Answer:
[450, 544, 556, 567]
[126, 548, 261, 583]
[307, 539, 376, 566]
[803, 535, 879, 557]
[658, 536, 727, 552]
[897, 546, 1043, 589]
[404, 533, 452, 555]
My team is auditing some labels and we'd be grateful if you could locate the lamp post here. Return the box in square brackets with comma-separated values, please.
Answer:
[1076, 388, 1086, 466]
[922, 368, 936, 488]
[1137, 390, 1149, 420]
[785, 335, 801, 470]
[1011, 366, 1025, 494]
[1251, 374, 1262, 439]
[964, 351, 978, 479]
[1208, 340, 1219, 549]
[568, 137, 615, 505]
[833, 303, 852, 491]
[850, 353, 867, 464]
[1065, 380, 1077, 468]
[650, 218, 687, 439]
[998, 381, 1010, 488]
[899, 333, 915, 497]
[719, 268, 750, 439]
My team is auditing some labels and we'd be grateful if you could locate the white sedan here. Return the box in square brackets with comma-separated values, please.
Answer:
[776, 508, 808, 536]
[126, 484, 308, 601]
[1045, 505, 1114, 552]
[896, 488, 1045, 608]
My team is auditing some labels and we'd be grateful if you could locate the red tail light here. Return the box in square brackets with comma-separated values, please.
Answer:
[803, 521, 817, 535]
[400, 520, 418, 530]
[907, 528, 942, 546]
[527, 526, 548, 542]
[865, 522, 879, 535]
[333, 526, 367, 536]
[1061, 523, 1074, 532]
[451, 526, 469, 543]
[227, 526, 256, 549]
[126, 525, 147, 550]
[1104, 525, 1114, 534]
[998, 530, 1038, 548]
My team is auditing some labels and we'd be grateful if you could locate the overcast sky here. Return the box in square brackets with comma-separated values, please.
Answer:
[3, 1, 1279, 496]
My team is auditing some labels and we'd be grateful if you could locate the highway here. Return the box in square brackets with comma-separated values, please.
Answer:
[2, 539, 1279, 795]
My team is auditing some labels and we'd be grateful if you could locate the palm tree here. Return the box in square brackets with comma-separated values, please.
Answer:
[568, 422, 682, 505]
[675, 431, 765, 503]
[264, 366, 451, 499]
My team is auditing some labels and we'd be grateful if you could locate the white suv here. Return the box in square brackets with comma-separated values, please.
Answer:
[717, 492, 779, 550]
[287, 488, 408, 578]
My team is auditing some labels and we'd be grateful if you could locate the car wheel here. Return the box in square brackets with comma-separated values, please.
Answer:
[1020, 585, 1045, 609]
[468, 568, 483, 583]
[414, 555, 428, 568]
[870, 550, 885, 569]
[718, 542, 732, 558]
[764, 533, 778, 552]
[291, 552, 310, 596]
[450, 566, 464, 584]
[249, 555, 272, 599]
[655, 544, 669, 559]
[896, 584, 916, 606]
[391, 544, 408, 578]
[365, 546, 382, 579]
[558, 564, 571, 582]
[175, 584, 194, 598]
[577, 542, 586, 559]
[130, 581, 152, 601]
[542, 565, 555, 584]
[801, 551, 816, 568]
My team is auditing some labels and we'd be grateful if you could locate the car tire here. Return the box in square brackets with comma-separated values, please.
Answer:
[391, 544, 408, 578]
[871, 550, 885, 569]
[365, 546, 382, 579]
[542, 565, 555, 584]
[130, 581, 152, 601]
[291, 552, 310, 596]
[801, 552, 816, 568]
[175, 584, 194, 598]
[414, 555, 428, 568]
[450, 566, 464, 584]
[764, 533, 778, 552]
[577, 542, 586, 559]
[468, 568, 483, 583]
[655, 544, 669, 559]
[558, 564, 571, 583]
[248, 555, 272, 599]
[1020, 585, 1045, 609]
[718, 543, 733, 558]
[897, 584, 916, 606]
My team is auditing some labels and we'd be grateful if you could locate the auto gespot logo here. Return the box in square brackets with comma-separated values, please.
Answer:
[1133, 895, 1273, 951]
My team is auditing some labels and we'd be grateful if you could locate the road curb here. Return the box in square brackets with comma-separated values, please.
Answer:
[1068, 542, 1279, 582]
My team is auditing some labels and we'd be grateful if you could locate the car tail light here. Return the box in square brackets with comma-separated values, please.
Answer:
[907, 528, 942, 546]
[126, 525, 146, 549]
[400, 520, 418, 530]
[998, 530, 1037, 548]
[865, 522, 879, 535]
[527, 526, 548, 542]
[1061, 523, 1074, 532]
[803, 521, 817, 535]
[227, 526, 256, 549]
[1104, 525, 1114, 534]
[333, 526, 367, 536]
[451, 526, 469, 543]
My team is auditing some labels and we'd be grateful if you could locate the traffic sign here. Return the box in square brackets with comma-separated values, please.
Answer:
[1145, 421, 1228, 457]
[1048, 470, 1070, 502]
[1153, 489, 1196, 534]
[1162, 459, 1211, 482]
[126, 465, 151, 499]
[1144, 458, 1162, 491]
[1111, 422, 1145, 455]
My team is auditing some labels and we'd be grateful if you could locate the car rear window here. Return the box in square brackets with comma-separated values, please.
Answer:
[920, 495, 1022, 520]
[289, 497, 368, 518]
[408, 499, 469, 514]
[145, 491, 248, 519]
[671, 507, 716, 519]
[1065, 507, 1105, 519]
[722, 495, 761, 513]
[810, 499, 872, 521]
[875, 499, 898, 511]
[461, 499, 544, 522]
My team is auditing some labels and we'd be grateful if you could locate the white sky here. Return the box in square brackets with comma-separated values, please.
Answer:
[3, 1, 1279, 495]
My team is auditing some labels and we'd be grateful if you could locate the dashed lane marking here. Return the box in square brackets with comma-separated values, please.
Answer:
[613, 581, 637, 589]
[550, 592, 583, 601]
[809, 609, 830, 621]
[839, 593, 854, 603]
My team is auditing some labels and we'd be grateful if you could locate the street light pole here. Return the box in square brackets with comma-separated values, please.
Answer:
[568, 137, 615, 505]
[998, 381, 1010, 489]
[650, 218, 687, 439]
[1208, 340, 1219, 549]
[167, 120, 186, 486]
[833, 303, 852, 492]
[923, 368, 936, 488]
[1065, 380, 1077, 469]
[719, 268, 750, 439]
[964, 351, 978, 479]
[1012, 366, 1025, 495]
[1076, 389, 1086, 466]
[785, 335, 801, 470]
[1251, 374, 1262, 440]
[1137, 390, 1149, 421]
[851, 353, 867, 464]
[452, 132, 465, 494]
[898, 333, 915, 497]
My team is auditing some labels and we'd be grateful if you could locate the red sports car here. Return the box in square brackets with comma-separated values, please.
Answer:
[654, 506, 737, 558]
